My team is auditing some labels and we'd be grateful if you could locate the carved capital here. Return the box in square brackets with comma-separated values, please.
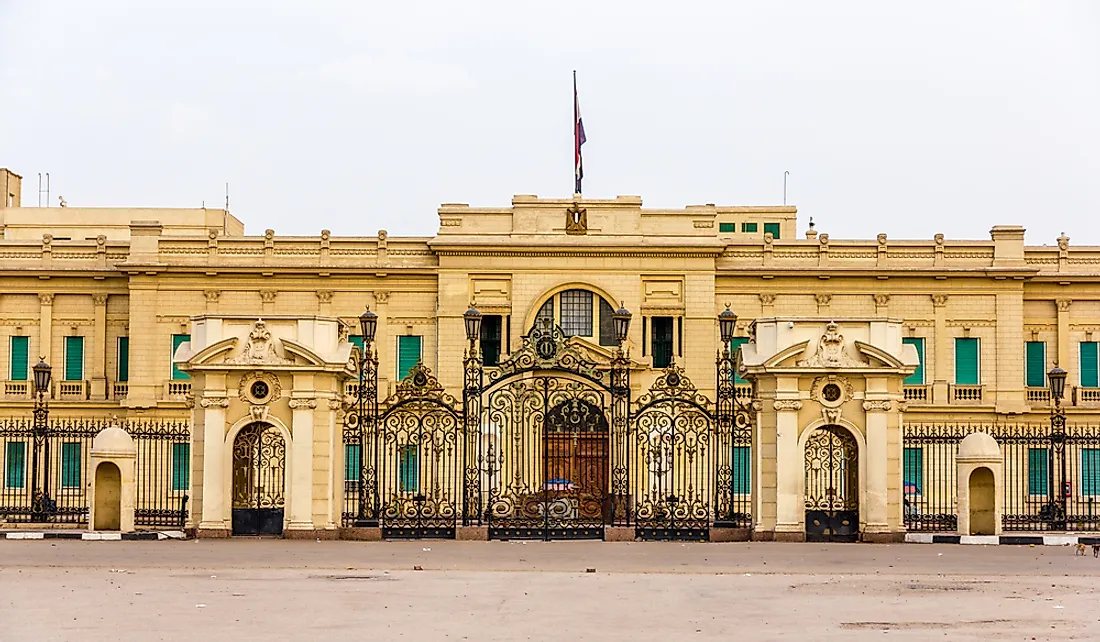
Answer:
[39, 293, 54, 306]
[260, 290, 278, 304]
[759, 293, 776, 306]
[815, 293, 832, 306]
[200, 396, 230, 409]
[92, 293, 109, 306]
[316, 290, 333, 304]
[204, 290, 221, 303]
[1057, 299, 1072, 312]
[931, 293, 949, 308]
[773, 399, 803, 412]
[328, 398, 343, 411]
[289, 397, 317, 410]
[862, 400, 892, 412]
[374, 290, 390, 304]
[873, 294, 890, 307]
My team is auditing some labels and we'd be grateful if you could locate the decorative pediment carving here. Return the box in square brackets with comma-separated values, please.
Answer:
[226, 320, 293, 365]
[385, 362, 457, 407]
[797, 322, 869, 368]
[565, 203, 588, 235]
[635, 364, 711, 410]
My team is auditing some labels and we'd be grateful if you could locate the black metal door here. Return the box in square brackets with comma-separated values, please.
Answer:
[232, 423, 286, 535]
[804, 426, 859, 542]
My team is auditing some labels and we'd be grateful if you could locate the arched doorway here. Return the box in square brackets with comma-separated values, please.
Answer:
[968, 466, 996, 535]
[804, 425, 859, 542]
[544, 398, 610, 522]
[93, 462, 122, 531]
[231, 422, 286, 536]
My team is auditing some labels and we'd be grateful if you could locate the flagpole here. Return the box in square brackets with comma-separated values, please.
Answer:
[573, 70, 579, 196]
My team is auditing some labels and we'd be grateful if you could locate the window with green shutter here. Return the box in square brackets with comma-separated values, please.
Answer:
[1081, 342, 1099, 388]
[397, 336, 422, 380]
[732, 446, 751, 494]
[5, 441, 26, 488]
[64, 336, 84, 381]
[1082, 449, 1100, 496]
[903, 447, 923, 494]
[1025, 341, 1046, 387]
[1028, 448, 1048, 496]
[954, 338, 980, 385]
[763, 223, 780, 239]
[349, 335, 365, 353]
[718, 222, 735, 233]
[10, 335, 29, 381]
[741, 222, 758, 233]
[902, 338, 925, 385]
[345, 444, 361, 483]
[171, 334, 190, 380]
[172, 443, 190, 491]
[117, 337, 129, 382]
[730, 337, 749, 384]
[61, 442, 81, 488]
[399, 445, 419, 492]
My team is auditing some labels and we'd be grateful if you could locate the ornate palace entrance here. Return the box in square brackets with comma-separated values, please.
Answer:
[232, 422, 287, 535]
[804, 425, 859, 542]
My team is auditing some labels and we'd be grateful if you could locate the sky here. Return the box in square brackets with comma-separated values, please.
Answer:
[1, 1, 1098, 244]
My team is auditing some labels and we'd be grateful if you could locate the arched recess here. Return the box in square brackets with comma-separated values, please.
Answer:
[523, 283, 621, 347]
[224, 414, 293, 535]
[968, 466, 996, 535]
[798, 420, 865, 542]
[93, 462, 122, 531]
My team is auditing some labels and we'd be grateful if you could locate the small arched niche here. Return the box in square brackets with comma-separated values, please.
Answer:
[967, 466, 996, 535]
[93, 462, 122, 531]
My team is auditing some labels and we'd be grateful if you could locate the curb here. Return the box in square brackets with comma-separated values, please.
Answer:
[906, 533, 1100, 546]
[0, 530, 187, 541]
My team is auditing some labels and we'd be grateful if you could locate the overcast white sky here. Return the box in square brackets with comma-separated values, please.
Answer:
[2, 1, 1098, 243]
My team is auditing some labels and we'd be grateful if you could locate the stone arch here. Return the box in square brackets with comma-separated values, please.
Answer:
[522, 282, 621, 334]
[798, 420, 866, 539]
[93, 461, 122, 531]
[223, 414, 293, 528]
[967, 466, 996, 535]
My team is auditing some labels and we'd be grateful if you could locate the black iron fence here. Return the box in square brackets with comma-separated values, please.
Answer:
[903, 422, 1100, 532]
[0, 416, 190, 528]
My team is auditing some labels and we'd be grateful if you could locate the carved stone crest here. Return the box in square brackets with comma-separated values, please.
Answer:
[565, 203, 587, 235]
[228, 320, 292, 365]
[798, 322, 868, 368]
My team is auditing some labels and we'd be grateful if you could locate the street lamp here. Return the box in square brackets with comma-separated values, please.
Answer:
[33, 358, 52, 395]
[1046, 364, 1068, 530]
[31, 359, 52, 521]
[612, 303, 632, 347]
[718, 304, 737, 344]
[1048, 365, 1067, 407]
[359, 307, 378, 346]
[354, 307, 379, 526]
[464, 305, 482, 348]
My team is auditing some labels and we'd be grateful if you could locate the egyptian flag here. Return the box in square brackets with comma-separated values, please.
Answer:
[574, 71, 586, 195]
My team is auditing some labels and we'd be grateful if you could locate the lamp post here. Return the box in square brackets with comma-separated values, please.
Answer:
[609, 304, 632, 524]
[30, 359, 53, 521]
[1047, 364, 1068, 530]
[462, 304, 484, 526]
[356, 307, 378, 526]
[715, 305, 748, 527]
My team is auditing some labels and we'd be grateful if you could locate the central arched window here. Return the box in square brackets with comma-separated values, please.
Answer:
[534, 289, 618, 346]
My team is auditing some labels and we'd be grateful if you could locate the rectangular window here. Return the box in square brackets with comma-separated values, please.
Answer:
[116, 337, 129, 382]
[397, 335, 422, 381]
[1025, 341, 1046, 388]
[399, 445, 419, 493]
[598, 298, 617, 347]
[560, 290, 593, 337]
[902, 338, 925, 385]
[718, 222, 735, 233]
[954, 337, 980, 385]
[345, 444, 361, 483]
[1081, 342, 1099, 388]
[348, 335, 365, 353]
[732, 446, 751, 494]
[741, 222, 758, 233]
[1028, 448, 1048, 496]
[763, 222, 780, 240]
[60, 442, 81, 488]
[9, 335, 28, 381]
[903, 447, 923, 495]
[64, 336, 84, 381]
[172, 443, 190, 491]
[5, 441, 26, 488]
[1082, 449, 1100, 497]
[481, 315, 503, 367]
[171, 334, 190, 380]
[651, 317, 674, 369]
[730, 337, 749, 384]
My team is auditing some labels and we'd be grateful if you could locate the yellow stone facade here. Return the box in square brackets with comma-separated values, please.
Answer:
[1, 164, 1098, 541]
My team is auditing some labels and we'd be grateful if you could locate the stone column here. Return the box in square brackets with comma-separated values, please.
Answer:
[287, 395, 317, 533]
[931, 294, 948, 404]
[1056, 299, 1071, 370]
[197, 397, 229, 534]
[861, 398, 891, 538]
[773, 398, 804, 540]
[91, 294, 108, 400]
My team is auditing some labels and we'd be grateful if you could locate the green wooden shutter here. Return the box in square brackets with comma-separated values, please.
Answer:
[741, 222, 758, 233]
[1082, 449, 1100, 496]
[345, 444, 361, 482]
[718, 222, 735, 233]
[397, 336, 421, 380]
[732, 446, 751, 494]
[399, 445, 419, 492]
[903, 447, 923, 494]
[117, 337, 129, 382]
[1081, 342, 1099, 388]
[1028, 448, 1048, 496]
[5, 441, 26, 488]
[171, 334, 190, 380]
[1025, 341, 1046, 387]
[61, 442, 81, 488]
[10, 335, 29, 381]
[730, 337, 749, 384]
[902, 338, 924, 385]
[954, 338, 979, 385]
[349, 335, 365, 352]
[172, 443, 190, 491]
[763, 223, 780, 239]
[64, 336, 84, 381]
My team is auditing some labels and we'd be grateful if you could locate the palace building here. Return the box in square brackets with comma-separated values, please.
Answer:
[0, 165, 1097, 542]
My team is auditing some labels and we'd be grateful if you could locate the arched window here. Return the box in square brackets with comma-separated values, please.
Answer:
[533, 289, 618, 346]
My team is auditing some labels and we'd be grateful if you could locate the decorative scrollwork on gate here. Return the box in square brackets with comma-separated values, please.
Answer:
[487, 322, 604, 385]
[804, 426, 858, 512]
[232, 423, 286, 510]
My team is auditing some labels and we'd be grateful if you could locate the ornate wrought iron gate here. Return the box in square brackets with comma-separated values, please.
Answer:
[804, 425, 859, 542]
[231, 422, 286, 535]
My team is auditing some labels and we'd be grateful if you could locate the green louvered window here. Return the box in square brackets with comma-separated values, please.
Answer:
[116, 337, 129, 382]
[397, 336, 421, 381]
[1082, 449, 1100, 497]
[399, 445, 419, 493]
[172, 443, 190, 491]
[61, 442, 81, 488]
[718, 222, 735, 233]
[902, 338, 924, 385]
[741, 222, 758, 233]
[1081, 342, 1099, 388]
[9, 335, 29, 381]
[171, 334, 190, 380]
[5, 441, 26, 488]
[345, 444, 361, 483]
[954, 338, 980, 385]
[1028, 448, 1048, 496]
[904, 447, 923, 495]
[732, 446, 751, 494]
[730, 337, 749, 384]
[763, 223, 780, 239]
[64, 336, 84, 381]
[1025, 341, 1046, 388]
[349, 335, 365, 353]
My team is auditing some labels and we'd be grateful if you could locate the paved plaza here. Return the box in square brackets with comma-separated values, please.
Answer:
[2, 540, 1099, 641]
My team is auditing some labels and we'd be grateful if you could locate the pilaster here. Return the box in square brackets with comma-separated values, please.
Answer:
[197, 398, 228, 532]
[287, 394, 316, 531]
[995, 290, 1027, 414]
[1056, 299, 1071, 370]
[91, 293, 108, 400]
[932, 294, 948, 404]
[38, 294, 53, 384]
[861, 397, 890, 534]
[773, 392, 803, 536]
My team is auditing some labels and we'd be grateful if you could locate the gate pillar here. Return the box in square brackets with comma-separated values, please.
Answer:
[88, 424, 136, 532]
